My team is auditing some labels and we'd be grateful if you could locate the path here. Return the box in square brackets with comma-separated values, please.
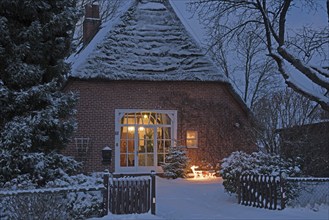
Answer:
[94, 177, 328, 220]
[156, 177, 328, 220]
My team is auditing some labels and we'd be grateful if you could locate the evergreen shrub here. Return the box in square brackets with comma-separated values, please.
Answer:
[220, 151, 302, 195]
[161, 146, 190, 179]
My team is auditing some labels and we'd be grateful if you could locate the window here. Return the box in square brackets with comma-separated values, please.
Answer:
[115, 109, 177, 172]
[74, 137, 90, 161]
[186, 130, 198, 148]
[75, 137, 90, 154]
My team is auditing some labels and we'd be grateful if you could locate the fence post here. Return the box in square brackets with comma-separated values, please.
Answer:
[280, 172, 286, 210]
[151, 170, 156, 215]
[237, 174, 241, 204]
[103, 169, 110, 216]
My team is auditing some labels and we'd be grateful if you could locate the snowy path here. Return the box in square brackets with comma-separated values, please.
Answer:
[156, 177, 328, 220]
[157, 177, 230, 219]
[93, 177, 328, 220]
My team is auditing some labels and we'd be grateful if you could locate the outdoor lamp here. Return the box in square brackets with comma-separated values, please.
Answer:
[102, 146, 112, 164]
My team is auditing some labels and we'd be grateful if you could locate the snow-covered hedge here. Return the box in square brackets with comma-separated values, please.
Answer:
[220, 151, 302, 194]
[0, 173, 104, 219]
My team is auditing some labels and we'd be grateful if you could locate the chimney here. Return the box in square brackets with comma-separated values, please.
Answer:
[83, 3, 101, 45]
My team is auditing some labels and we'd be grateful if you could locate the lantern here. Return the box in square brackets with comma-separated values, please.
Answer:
[102, 146, 112, 164]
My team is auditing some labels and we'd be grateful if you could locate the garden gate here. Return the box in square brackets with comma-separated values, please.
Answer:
[103, 171, 156, 215]
[237, 174, 285, 210]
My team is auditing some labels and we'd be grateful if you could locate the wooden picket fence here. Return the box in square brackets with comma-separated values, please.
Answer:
[110, 177, 150, 214]
[103, 172, 156, 215]
[237, 174, 285, 210]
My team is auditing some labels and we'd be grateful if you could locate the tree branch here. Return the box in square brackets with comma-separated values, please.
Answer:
[278, 0, 292, 46]
[269, 53, 329, 112]
[278, 47, 329, 89]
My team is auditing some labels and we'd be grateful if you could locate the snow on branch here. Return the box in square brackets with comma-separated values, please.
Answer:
[269, 51, 329, 112]
[278, 47, 329, 90]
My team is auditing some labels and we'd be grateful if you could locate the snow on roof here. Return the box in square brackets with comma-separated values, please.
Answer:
[68, 0, 228, 82]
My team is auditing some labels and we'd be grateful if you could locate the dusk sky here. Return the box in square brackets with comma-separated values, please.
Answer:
[170, 0, 329, 98]
[170, 0, 328, 45]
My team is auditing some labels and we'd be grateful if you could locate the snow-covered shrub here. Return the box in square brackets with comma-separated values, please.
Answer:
[48, 173, 104, 219]
[161, 146, 190, 179]
[220, 151, 302, 194]
[1, 190, 103, 220]
[1, 152, 81, 188]
[0, 173, 104, 219]
[60, 173, 104, 219]
[1, 192, 70, 220]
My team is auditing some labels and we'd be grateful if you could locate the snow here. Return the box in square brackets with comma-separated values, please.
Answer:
[169, 0, 206, 46]
[287, 177, 329, 181]
[67, 0, 135, 74]
[90, 177, 328, 220]
[276, 48, 329, 106]
[113, 176, 151, 182]
[0, 185, 104, 196]
[139, 2, 166, 11]
[68, 0, 227, 83]
[103, 146, 112, 150]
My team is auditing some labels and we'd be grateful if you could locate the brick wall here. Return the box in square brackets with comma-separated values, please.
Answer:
[63, 79, 256, 173]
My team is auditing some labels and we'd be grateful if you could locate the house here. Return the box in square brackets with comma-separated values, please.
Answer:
[278, 121, 329, 177]
[64, 0, 256, 174]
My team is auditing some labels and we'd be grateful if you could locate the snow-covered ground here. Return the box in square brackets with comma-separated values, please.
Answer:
[91, 177, 328, 220]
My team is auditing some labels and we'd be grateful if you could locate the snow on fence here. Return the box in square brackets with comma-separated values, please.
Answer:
[285, 177, 329, 208]
[0, 185, 105, 219]
[103, 172, 156, 215]
[237, 174, 284, 210]
[237, 175, 329, 211]
[0, 172, 156, 219]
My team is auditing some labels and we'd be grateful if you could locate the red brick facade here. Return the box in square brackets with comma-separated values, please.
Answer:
[63, 79, 256, 173]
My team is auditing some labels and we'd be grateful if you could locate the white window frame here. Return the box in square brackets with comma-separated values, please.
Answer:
[114, 109, 177, 174]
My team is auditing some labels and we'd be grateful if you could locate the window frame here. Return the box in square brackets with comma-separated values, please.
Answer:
[115, 109, 177, 173]
[186, 130, 198, 148]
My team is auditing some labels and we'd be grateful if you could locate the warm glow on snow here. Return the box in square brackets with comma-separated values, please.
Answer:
[190, 165, 216, 180]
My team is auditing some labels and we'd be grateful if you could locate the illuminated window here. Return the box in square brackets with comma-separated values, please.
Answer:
[116, 110, 177, 170]
[186, 130, 198, 148]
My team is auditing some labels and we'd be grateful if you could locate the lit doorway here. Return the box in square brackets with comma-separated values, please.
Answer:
[115, 110, 177, 173]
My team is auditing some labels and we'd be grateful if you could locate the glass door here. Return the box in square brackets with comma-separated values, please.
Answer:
[115, 110, 177, 173]
[120, 126, 135, 168]
[137, 127, 155, 167]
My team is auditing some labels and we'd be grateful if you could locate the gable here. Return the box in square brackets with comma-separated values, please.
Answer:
[69, 0, 227, 82]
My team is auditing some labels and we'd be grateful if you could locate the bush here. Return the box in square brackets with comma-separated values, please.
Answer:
[220, 151, 302, 194]
[161, 146, 190, 179]
[0, 173, 104, 219]
[0, 152, 81, 188]
[48, 173, 104, 219]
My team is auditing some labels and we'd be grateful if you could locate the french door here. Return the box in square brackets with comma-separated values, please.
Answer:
[115, 110, 177, 173]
